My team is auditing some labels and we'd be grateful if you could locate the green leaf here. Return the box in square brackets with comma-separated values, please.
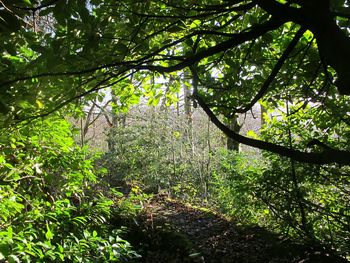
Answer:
[36, 100, 44, 109]
[45, 224, 54, 240]
[58, 244, 64, 253]
[246, 130, 258, 139]
[190, 19, 201, 28]
[22, 0, 32, 5]
[7, 227, 13, 239]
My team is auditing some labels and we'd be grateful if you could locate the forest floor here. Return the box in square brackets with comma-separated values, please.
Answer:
[120, 194, 349, 263]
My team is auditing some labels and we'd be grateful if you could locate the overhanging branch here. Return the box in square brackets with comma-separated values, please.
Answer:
[195, 94, 350, 165]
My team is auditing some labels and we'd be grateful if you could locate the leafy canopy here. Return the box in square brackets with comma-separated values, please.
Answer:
[1, 0, 350, 164]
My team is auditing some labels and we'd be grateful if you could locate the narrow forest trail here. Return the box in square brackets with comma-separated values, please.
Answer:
[123, 195, 349, 263]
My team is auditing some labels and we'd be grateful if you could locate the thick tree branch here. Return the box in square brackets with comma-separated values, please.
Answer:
[257, 0, 350, 95]
[311, 16, 350, 95]
[256, 0, 304, 24]
[195, 94, 350, 165]
[83, 103, 96, 137]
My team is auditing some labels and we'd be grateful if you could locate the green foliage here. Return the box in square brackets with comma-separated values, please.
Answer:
[210, 149, 268, 223]
[114, 185, 151, 218]
[0, 118, 139, 262]
[209, 149, 350, 257]
[258, 101, 350, 254]
[208, 102, 350, 257]
[100, 108, 217, 201]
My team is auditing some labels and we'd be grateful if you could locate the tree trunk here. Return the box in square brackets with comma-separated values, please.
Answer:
[260, 103, 267, 127]
[184, 75, 194, 155]
[226, 115, 241, 152]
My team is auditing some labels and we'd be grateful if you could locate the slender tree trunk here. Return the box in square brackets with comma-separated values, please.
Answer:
[226, 115, 241, 151]
[260, 103, 267, 127]
[184, 73, 194, 155]
[80, 117, 84, 147]
[203, 116, 211, 202]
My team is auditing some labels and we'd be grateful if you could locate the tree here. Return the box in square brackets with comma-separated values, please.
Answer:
[1, 0, 350, 164]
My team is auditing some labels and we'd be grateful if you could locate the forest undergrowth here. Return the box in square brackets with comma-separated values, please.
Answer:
[1, 112, 350, 262]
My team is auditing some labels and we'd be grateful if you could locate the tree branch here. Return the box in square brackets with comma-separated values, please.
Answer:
[16, 71, 134, 125]
[137, 18, 284, 73]
[257, 0, 350, 95]
[195, 94, 350, 165]
[256, 0, 304, 24]
[235, 26, 306, 114]
[13, 0, 61, 12]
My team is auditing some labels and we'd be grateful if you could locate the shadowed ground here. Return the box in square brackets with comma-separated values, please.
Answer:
[119, 195, 349, 263]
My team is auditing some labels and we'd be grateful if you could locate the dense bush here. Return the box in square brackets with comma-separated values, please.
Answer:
[0, 117, 139, 262]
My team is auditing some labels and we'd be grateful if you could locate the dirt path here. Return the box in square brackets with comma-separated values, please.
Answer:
[126, 195, 348, 263]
